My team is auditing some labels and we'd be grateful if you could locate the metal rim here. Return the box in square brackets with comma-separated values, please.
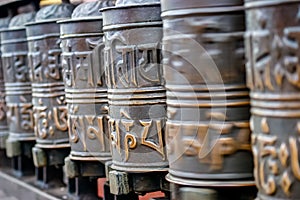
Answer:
[161, 5, 245, 18]
[245, 0, 300, 9]
[166, 174, 255, 187]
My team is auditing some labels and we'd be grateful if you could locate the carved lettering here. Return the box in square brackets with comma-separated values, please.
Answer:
[106, 42, 162, 88]
[35, 106, 68, 139]
[165, 122, 178, 155]
[86, 116, 105, 151]
[62, 52, 74, 87]
[247, 22, 300, 90]
[75, 53, 94, 87]
[28, 44, 62, 82]
[7, 104, 34, 131]
[3, 54, 28, 82]
[124, 133, 137, 161]
[46, 49, 61, 80]
[0, 97, 6, 121]
[110, 118, 166, 161]
[20, 103, 34, 130]
[28, 43, 43, 82]
[53, 107, 68, 131]
[178, 122, 251, 170]
[68, 116, 79, 143]
[252, 118, 300, 196]
[116, 45, 137, 87]
[109, 119, 121, 153]
[140, 119, 165, 160]
[62, 50, 101, 88]
[121, 119, 134, 161]
[290, 137, 300, 180]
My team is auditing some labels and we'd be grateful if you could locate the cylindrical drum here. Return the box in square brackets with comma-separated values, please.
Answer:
[245, 0, 300, 199]
[0, 16, 11, 149]
[102, 2, 168, 172]
[162, 1, 253, 185]
[59, 1, 113, 162]
[26, 4, 74, 149]
[1, 13, 35, 143]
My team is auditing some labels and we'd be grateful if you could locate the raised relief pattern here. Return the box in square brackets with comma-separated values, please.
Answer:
[252, 117, 300, 197]
[105, 42, 163, 88]
[246, 10, 300, 91]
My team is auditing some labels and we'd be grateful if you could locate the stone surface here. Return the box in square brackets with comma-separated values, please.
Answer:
[0, 190, 18, 200]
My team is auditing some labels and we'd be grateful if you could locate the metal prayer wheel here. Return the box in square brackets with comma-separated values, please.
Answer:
[162, 1, 254, 186]
[26, 4, 74, 150]
[59, 1, 112, 163]
[245, 0, 300, 199]
[0, 16, 11, 149]
[0, 44, 7, 149]
[101, 2, 168, 173]
[1, 12, 35, 153]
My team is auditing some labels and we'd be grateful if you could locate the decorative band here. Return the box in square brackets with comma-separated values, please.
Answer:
[251, 99, 300, 110]
[166, 173, 255, 187]
[32, 86, 65, 93]
[103, 21, 162, 31]
[66, 98, 108, 104]
[65, 88, 107, 94]
[245, 0, 300, 9]
[60, 33, 103, 39]
[32, 82, 65, 88]
[35, 143, 70, 149]
[251, 92, 300, 116]
[32, 83, 65, 97]
[161, 6, 244, 18]
[167, 120, 249, 127]
[5, 90, 32, 96]
[5, 83, 31, 88]
[8, 133, 35, 141]
[32, 92, 65, 98]
[251, 108, 300, 117]
[108, 87, 166, 106]
[27, 33, 60, 41]
[108, 86, 165, 94]
[251, 92, 300, 101]
[167, 90, 249, 100]
[166, 84, 247, 92]
[1, 38, 27, 45]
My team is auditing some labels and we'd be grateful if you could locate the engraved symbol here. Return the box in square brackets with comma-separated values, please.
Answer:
[281, 171, 292, 196]
[261, 117, 270, 134]
[124, 133, 137, 161]
[279, 143, 289, 167]
[140, 119, 165, 160]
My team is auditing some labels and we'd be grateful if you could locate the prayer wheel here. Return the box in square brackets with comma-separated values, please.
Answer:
[26, 4, 74, 150]
[245, 0, 300, 199]
[59, 0, 113, 163]
[25, 3, 74, 186]
[102, 1, 167, 173]
[0, 16, 11, 149]
[162, 0, 254, 188]
[1, 12, 35, 158]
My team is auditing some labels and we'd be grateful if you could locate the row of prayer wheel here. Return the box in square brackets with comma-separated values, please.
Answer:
[0, 0, 298, 199]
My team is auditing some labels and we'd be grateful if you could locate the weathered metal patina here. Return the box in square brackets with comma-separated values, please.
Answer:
[0, 13, 36, 175]
[1, 12, 35, 148]
[59, 1, 114, 198]
[25, 3, 74, 186]
[245, 0, 300, 199]
[161, 0, 255, 197]
[26, 4, 73, 150]
[101, 0, 168, 197]
[0, 16, 11, 149]
[102, 0, 167, 174]
[59, 0, 112, 164]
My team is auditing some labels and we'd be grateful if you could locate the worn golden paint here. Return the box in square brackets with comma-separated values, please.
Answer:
[141, 120, 165, 160]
